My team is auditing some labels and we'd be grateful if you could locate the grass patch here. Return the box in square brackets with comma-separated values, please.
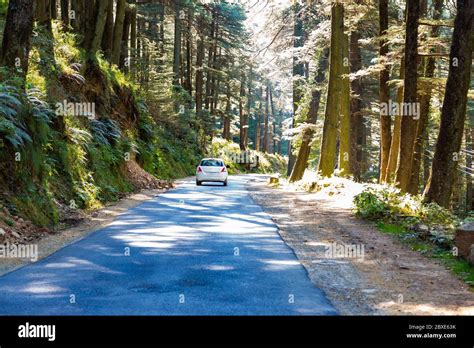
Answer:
[377, 222, 405, 235]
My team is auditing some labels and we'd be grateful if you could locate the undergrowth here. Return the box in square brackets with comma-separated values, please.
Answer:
[354, 185, 474, 289]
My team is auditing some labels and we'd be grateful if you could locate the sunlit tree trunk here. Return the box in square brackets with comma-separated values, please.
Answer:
[289, 48, 329, 182]
[287, 0, 306, 175]
[385, 59, 405, 183]
[263, 84, 271, 153]
[338, 30, 352, 177]
[318, 2, 344, 177]
[424, 0, 474, 207]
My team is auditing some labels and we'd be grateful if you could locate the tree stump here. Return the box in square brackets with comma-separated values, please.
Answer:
[454, 222, 474, 263]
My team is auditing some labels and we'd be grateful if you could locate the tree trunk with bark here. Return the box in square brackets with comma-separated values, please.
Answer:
[195, 18, 205, 116]
[239, 72, 247, 151]
[385, 58, 405, 183]
[395, 0, 421, 192]
[173, 1, 182, 86]
[263, 84, 271, 153]
[407, 0, 443, 194]
[379, 0, 391, 182]
[424, 0, 474, 207]
[101, 0, 114, 59]
[89, 0, 110, 53]
[119, 5, 132, 72]
[0, 0, 35, 81]
[60, 0, 69, 26]
[111, 0, 126, 65]
[339, 30, 352, 177]
[318, 2, 344, 177]
[287, 1, 306, 175]
[289, 48, 329, 182]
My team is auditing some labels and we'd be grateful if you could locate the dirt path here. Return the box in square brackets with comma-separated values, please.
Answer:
[248, 177, 474, 315]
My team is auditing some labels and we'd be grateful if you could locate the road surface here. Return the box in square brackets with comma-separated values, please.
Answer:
[0, 175, 337, 315]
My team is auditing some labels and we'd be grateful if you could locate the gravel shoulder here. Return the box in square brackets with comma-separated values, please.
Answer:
[247, 177, 474, 315]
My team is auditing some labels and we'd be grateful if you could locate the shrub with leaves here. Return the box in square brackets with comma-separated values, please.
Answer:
[0, 85, 32, 148]
[353, 184, 459, 236]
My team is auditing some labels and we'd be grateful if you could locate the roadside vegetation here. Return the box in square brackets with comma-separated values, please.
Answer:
[0, 0, 289, 235]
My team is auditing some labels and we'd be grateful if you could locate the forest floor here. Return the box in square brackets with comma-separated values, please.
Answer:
[248, 176, 474, 315]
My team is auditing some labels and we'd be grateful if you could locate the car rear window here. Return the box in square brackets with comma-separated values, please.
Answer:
[200, 160, 223, 167]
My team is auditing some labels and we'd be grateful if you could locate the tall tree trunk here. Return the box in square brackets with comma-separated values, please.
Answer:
[82, 0, 97, 49]
[269, 86, 275, 154]
[184, 8, 193, 97]
[395, 0, 421, 192]
[318, 2, 344, 177]
[287, 0, 305, 175]
[0, 0, 35, 81]
[422, 131, 431, 189]
[423, 0, 474, 207]
[245, 68, 252, 149]
[239, 72, 247, 151]
[119, 5, 131, 71]
[60, 0, 69, 26]
[71, 0, 85, 34]
[379, 0, 391, 182]
[101, 0, 114, 59]
[89, 0, 109, 53]
[223, 80, 231, 140]
[289, 48, 329, 182]
[111, 0, 126, 65]
[263, 84, 270, 153]
[36, 0, 52, 30]
[129, 5, 136, 77]
[50, 0, 57, 19]
[407, 0, 443, 194]
[339, 30, 352, 176]
[385, 59, 405, 182]
[195, 19, 205, 116]
[255, 87, 263, 152]
[466, 123, 473, 212]
[205, 17, 216, 111]
[173, 1, 182, 86]
[350, 30, 365, 181]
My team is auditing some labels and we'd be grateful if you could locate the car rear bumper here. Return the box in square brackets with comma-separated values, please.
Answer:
[196, 173, 228, 182]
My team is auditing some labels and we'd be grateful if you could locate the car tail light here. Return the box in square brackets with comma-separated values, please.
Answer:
[198, 167, 203, 173]
[221, 167, 226, 173]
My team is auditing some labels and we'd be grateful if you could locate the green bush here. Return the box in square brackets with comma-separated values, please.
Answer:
[353, 184, 459, 233]
[353, 189, 388, 220]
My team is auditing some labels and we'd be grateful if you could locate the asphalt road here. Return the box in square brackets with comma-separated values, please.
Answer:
[0, 175, 337, 315]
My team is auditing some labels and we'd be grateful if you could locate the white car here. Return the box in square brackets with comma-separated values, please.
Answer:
[196, 158, 228, 186]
